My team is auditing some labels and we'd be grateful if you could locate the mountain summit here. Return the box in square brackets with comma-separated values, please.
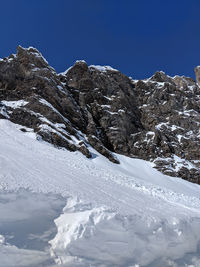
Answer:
[0, 46, 200, 183]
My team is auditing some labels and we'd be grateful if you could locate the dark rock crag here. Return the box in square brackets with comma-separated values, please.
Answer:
[0, 46, 200, 183]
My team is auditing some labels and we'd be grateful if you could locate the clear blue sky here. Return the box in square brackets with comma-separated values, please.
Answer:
[1, 0, 200, 79]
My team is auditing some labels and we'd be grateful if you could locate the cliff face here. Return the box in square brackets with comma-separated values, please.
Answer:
[1, 46, 200, 183]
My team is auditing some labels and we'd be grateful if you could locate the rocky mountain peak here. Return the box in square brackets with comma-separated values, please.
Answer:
[0, 46, 200, 183]
[150, 71, 174, 84]
[194, 65, 200, 85]
[16, 45, 49, 67]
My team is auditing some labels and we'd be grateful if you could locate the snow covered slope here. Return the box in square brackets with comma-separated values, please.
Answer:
[1, 46, 200, 183]
[1, 119, 200, 266]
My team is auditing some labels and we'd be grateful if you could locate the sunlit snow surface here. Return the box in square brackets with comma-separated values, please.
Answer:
[1, 119, 200, 266]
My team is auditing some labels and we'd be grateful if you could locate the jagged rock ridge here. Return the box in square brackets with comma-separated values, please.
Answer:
[0, 46, 200, 183]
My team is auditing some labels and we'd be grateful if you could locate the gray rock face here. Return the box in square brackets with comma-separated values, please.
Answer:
[0, 46, 200, 184]
[194, 66, 200, 85]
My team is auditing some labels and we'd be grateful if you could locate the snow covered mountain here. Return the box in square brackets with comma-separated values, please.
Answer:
[1, 47, 200, 266]
[1, 117, 200, 267]
[0, 46, 200, 183]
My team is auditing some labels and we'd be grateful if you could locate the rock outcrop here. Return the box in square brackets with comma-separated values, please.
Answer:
[0, 46, 200, 184]
[195, 66, 200, 85]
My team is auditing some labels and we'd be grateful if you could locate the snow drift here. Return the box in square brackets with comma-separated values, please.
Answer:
[1, 119, 200, 266]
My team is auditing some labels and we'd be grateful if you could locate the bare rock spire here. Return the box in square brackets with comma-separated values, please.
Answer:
[194, 66, 200, 85]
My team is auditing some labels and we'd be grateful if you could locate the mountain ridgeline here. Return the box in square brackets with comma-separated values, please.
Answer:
[0, 46, 200, 184]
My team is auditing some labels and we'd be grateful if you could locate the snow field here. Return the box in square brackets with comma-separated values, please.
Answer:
[1, 119, 200, 266]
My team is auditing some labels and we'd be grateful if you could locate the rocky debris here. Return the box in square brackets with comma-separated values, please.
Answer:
[0, 46, 200, 184]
